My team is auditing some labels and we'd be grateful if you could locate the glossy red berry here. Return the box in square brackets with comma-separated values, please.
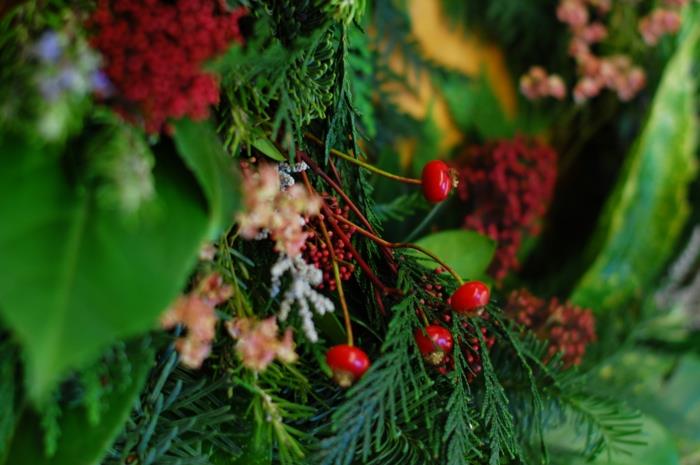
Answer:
[326, 345, 370, 387]
[422, 160, 453, 203]
[414, 325, 454, 365]
[450, 281, 490, 313]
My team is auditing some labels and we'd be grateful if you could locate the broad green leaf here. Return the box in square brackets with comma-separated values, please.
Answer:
[411, 104, 442, 176]
[591, 349, 700, 448]
[546, 414, 680, 465]
[251, 135, 286, 162]
[172, 118, 241, 238]
[0, 343, 18, 463]
[4, 342, 154, 465]
[440, 71, 514, 139]
[0, 135, 209, 402]
[570, 21, 699, 312]
[410, 229, 496, 279]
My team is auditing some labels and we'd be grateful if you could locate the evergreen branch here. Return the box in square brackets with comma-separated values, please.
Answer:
[472, 318, 522, 465]
[442, 319, 483, 465]
[374, 191, 430, 223]
[555, 395, 644, 461]
[315, 293, 435, 465]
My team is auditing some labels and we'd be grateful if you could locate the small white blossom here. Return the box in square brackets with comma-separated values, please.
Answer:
[270, 253, 334, 342]
[278, 162, 309, 190]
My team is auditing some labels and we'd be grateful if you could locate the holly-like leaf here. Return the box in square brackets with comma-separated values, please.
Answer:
[172, 118, 241, 238]
[570, 20, 700, 312]
[0, 134, 209, 403]
[4, 342, 154, 465]
[410, 229, 496, 279]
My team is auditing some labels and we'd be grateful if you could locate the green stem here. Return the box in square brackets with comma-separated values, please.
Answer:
[403, 200, 444, 243]
[305, 133, 422, 185]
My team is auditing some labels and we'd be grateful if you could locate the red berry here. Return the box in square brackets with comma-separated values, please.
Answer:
[326, 345, 370, 387]
[414, 325, 454, 365]
[450, 281, 490, 313]
[422, 160, 453, 203]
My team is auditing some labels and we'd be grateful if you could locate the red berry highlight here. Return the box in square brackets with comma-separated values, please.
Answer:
[414, 325, 453, 365]
[450, 281, 490, 313]
[326, 345, 370, 387]
[421, 160, 453, 203]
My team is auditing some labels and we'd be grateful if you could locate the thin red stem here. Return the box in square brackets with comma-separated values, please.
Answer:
[332, 214, 464, 285]
[300, 170, 399, 296]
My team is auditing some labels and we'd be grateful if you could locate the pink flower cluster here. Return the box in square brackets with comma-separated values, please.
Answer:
[561, 0, 646, 103]
[519, 66, 566, 100]
[639, 7, 683, 46]
[522, 0, 663, 104]
[161, 273, 232, 368]
[225, 317, 297, 372]
[237, 163, 321, 257]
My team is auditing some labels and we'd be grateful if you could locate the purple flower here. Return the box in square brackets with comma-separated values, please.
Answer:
[90, 70, 114, 96]
[32, 31, 63, 63]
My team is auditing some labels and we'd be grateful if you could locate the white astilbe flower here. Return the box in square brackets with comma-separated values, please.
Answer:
[270, 253, 334, 342]
[278, 161, 309, 190]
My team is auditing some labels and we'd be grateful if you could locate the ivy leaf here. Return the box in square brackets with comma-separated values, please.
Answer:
[410, 229, 496, 279]
[4, 342, 154, 465]
[172, 118, 241, 238]
[570, 20, 700, 312]
[0, 135, 209, 403]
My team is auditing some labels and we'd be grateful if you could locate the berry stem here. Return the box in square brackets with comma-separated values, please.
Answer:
[403, 200, 445, 243]
[331, 214, 464, 285]
[300, 171, 400, 296]
[328, 156, 399, 274]
[305, 132, 422, 185]
[317, 205, 354, 346]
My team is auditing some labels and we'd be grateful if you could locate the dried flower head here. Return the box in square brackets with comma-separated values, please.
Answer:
[226, 317, 298, 372]
[456, 137, 558, 280]
[505, 289, 596, 367]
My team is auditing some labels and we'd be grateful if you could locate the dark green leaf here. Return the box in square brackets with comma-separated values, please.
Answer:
[0, 135, 209, 402]
[172, 118, 241, 238]
[4, 342, 154, 465]
[0, 343, 18, 463]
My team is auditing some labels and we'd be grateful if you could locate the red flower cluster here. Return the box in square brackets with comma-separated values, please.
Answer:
[456, 137, 557, 281]
[302, 195, 356, 291]
[505, 288, 596, 367]
[89, 0, 246, 132]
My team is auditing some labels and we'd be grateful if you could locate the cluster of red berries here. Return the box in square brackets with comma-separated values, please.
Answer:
[415, 281, 492, 381]
[326, 280, 491, 387]
[302, 196, 356, 290]
[456, 137, 558, 281]
[505, 288, 596, 367]
[88, 0, 246, 132]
